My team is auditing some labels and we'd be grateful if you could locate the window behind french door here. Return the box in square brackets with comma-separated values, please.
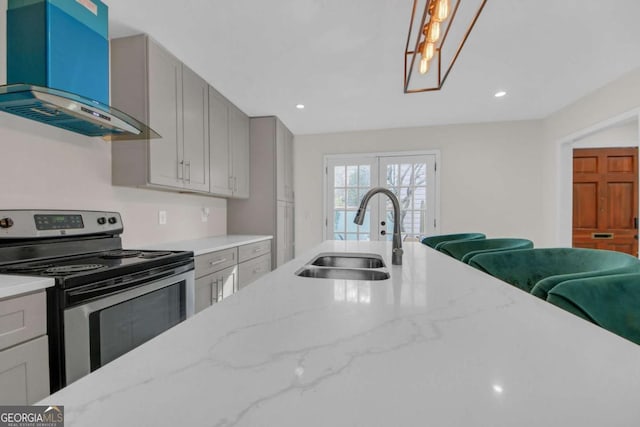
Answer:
[325, 152, 439, 241]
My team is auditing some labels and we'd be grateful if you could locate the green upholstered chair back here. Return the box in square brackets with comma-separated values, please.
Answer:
[547, 273, 640, 345]
[468, 248, 640, 298]
[421, 233, 486, 249]
[438, 238, 534, 264]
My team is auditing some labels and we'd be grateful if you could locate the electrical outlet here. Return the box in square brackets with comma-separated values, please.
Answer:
[158, 210, 167, 225]
[201, 207, 210, 223]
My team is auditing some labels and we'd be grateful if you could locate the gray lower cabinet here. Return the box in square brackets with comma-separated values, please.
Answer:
[111, 34, 210, 193]
[276, 201, 295, 266]
[194, 248, 238, 313]
[193, 240, 272, 311]
[0, 291, 50, 404]
[195, 265, 237, 313]
[238, 240, 272, 288]
[238, 253, 271, 289]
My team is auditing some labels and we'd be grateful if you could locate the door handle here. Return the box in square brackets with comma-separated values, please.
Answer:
[380, 230, 386, 236]
[634, 217, 638, 229]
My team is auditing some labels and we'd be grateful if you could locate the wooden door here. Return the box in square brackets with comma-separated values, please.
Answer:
[573, 147, 638, 256]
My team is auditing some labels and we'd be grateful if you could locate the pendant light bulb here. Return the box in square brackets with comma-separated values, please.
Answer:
[422, 41, 435, 61]
[433, 0, 450, 22]
[426, 21, 440, 43]
[419, 57, 429, 75]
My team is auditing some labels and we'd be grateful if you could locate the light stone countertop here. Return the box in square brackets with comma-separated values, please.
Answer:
[142, 235, 272, 256]
[0, 275, 54, 299]
[41, 241, 640, 426]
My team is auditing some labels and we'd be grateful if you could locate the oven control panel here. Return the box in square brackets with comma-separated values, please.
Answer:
[0, 210, 123, 238]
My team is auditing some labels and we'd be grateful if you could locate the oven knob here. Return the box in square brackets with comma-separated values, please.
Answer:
[97, 217, 107, 225]
[108, 217, 118, 224]
[0, 217, 14, 228]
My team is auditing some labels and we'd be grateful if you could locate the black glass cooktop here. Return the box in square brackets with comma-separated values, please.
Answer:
[0, 249, 191, 285]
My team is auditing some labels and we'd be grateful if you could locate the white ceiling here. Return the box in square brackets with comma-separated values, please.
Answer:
[106, 0, 640, 135]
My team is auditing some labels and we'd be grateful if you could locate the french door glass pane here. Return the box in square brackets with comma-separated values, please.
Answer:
[326, 154, 436, 241]
[327, 159, 376, 241]
[380, 157, 432, 240]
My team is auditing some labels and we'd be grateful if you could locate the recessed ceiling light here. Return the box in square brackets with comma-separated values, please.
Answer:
[296, 104, 305, 109]
[494, 91, 507, 98]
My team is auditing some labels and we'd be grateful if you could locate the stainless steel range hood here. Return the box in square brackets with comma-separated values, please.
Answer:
[0, 84, 158, 141]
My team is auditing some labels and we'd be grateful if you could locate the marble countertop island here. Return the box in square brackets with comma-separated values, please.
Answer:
[41, 241, 640, 426]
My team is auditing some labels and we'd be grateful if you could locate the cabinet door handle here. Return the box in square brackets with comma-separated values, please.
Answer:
[217, 278, 223, 302]
[178, 160, 184, 180]
[209, 258, 227, 267]
[185, 161, 191, 183]
[211, 278, 218, 304]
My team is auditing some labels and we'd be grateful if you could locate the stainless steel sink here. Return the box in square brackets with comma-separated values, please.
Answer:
[295, 252, 390, 281]
[310, 253, 385, 269]
[296, 266, 390, 280]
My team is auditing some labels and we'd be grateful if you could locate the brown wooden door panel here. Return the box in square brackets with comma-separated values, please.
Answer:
[573, 147, 638, 256]
[573, 183, 598, 228]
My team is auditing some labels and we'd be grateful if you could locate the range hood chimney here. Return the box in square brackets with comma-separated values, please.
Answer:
[0, 0, 158, 140]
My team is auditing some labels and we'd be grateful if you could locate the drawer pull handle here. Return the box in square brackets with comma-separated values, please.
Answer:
[592, 233, 614, 239]
[209, 258, 227, 267]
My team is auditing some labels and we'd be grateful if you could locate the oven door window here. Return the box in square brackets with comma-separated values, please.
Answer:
[88, 281, 186, 370]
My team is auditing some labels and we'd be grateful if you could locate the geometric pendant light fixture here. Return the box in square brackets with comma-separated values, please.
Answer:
[404, 0, 487, 93]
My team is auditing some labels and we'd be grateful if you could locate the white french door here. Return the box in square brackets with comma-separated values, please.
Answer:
[325, 152, 439, 241]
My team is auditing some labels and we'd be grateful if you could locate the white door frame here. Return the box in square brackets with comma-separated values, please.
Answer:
[555, 108, 640, 247]
[323, 150, 441, 241]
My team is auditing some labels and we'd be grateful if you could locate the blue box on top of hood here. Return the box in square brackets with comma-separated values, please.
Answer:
[7, 0, 109, 105]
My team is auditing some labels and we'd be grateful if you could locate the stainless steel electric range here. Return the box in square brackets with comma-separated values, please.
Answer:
[0, 210, 195, 392]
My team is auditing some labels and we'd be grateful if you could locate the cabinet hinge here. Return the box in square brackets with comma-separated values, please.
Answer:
[434, 162, 437, 172]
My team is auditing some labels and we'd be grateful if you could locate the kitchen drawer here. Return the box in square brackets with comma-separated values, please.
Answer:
[238, 253, 271, 289]
[194, 248, 237, 278]
[0, 291, 46, 351]
[194, 266, 238, 313]
[0, 335, 50, 405]
[238, 240, 271, 263]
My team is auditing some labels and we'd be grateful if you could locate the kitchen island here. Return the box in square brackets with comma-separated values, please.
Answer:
[41, 241, 640, 426]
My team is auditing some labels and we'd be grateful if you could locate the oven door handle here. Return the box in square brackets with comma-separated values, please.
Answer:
[66, 269, 180, 305]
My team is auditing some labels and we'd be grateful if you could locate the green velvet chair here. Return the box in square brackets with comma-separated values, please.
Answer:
[547, 273, 640, 345]
[421, 233, 485, 250]
[468, 248, 640, 299]
[438, 238, 534, 264]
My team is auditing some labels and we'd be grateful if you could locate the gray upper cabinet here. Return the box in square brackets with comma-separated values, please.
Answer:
[182, 66, 210, 192]
[111, 34, 210, 193]
[229, 104, 250, 198]
[208, 87, 232, 196]
[208, 87, 250, 198]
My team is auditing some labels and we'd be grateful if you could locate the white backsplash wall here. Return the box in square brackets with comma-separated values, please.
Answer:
[0, 113, 226, 247]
